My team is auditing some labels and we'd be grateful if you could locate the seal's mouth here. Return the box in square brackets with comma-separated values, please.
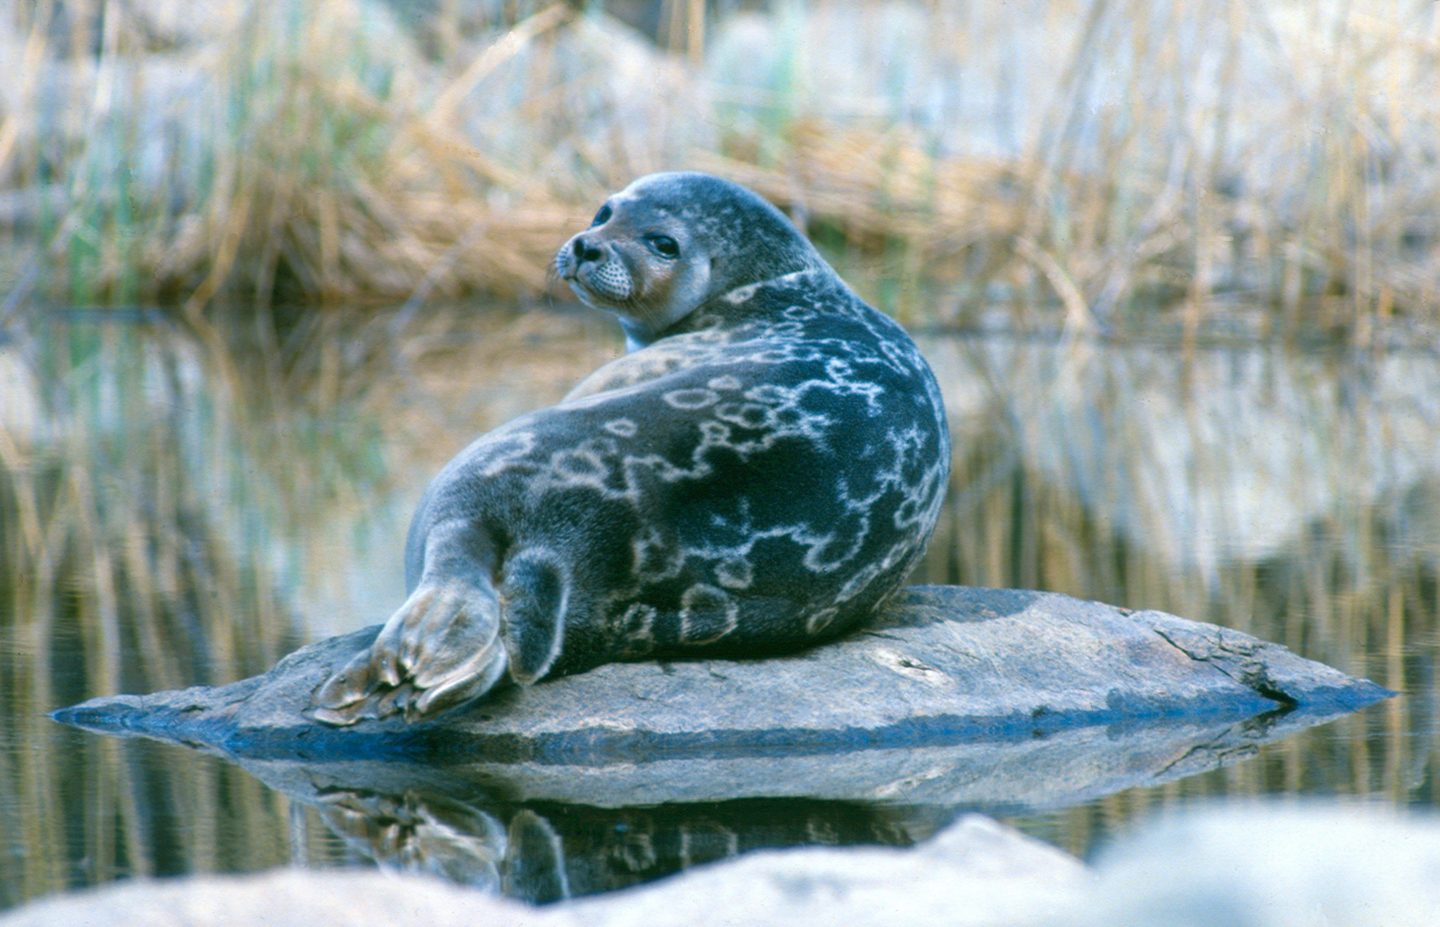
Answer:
[566, 276, 597, 304]
[560, 267, 624, 314]
[553, 247, 598, 307]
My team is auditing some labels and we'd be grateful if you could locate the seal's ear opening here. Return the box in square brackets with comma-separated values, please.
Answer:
[500, 551, 567, 685]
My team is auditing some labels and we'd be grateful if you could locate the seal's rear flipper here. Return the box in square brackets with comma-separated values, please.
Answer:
[308, 645, 388, 725]
[499, 550, 568, 685]
[309, 579, 509, 725]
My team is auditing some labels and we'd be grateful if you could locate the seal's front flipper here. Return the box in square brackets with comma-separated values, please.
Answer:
[309, 580, 509, 726]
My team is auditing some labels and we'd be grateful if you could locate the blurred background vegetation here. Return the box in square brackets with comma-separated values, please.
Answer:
[1, 0, 1438, 341]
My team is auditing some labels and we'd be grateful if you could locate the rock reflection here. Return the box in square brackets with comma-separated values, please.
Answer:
[145, 689, 1354, 903]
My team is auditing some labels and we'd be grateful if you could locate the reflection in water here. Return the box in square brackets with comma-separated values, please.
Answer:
[1, 306, 1436, 910]
[310, 790, 927, 905]
[315, 791, 512, 891]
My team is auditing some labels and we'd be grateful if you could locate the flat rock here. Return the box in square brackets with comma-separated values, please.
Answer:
[54, 585, 1389, 767]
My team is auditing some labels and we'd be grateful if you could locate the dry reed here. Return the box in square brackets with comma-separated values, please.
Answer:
[0, 0, 1436, 340]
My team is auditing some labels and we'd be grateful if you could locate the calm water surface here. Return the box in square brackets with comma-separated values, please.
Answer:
[1, 306, 1436, 909]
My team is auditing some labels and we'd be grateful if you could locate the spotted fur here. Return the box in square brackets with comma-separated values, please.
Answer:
[310, 173, 950, 725]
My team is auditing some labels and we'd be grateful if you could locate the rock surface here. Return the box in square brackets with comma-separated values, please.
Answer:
[54, 585, 1390, 766]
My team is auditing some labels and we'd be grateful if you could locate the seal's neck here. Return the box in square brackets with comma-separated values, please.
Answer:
[620, 318, 655, 353]
[621, 268, 836, 353]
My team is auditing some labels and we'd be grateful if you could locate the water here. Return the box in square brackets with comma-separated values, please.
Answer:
[1, 306, 1436, 910]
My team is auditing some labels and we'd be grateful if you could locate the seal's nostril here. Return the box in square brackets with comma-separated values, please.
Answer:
[573, 236, 603, 264]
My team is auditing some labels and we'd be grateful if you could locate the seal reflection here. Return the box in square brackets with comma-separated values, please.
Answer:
[311, 790, 937, 904]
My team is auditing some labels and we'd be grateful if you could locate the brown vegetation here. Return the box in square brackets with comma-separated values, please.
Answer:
[1, 1, 1437, 338]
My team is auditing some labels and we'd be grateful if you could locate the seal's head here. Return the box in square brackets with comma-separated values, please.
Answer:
[555, 172, 823, 347]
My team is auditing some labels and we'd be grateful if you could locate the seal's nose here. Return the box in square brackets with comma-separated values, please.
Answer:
[571, 235, 603, 265]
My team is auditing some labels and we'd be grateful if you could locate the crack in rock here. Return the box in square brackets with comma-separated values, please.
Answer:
[1153, 626, 1298, 708]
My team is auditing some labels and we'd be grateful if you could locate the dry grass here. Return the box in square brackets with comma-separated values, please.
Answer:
[1, 0, 1438, 337]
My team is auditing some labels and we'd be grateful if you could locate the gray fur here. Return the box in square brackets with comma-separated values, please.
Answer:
[310, 172, 950, 725]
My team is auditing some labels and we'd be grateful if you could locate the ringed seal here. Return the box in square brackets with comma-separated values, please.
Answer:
[311, 172, 951, 725]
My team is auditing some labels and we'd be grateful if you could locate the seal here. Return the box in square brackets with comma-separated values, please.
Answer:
[310, 172, 951, 725]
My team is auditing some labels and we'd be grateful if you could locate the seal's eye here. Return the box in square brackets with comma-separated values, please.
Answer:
[646, 235, 680, 259]
[590, 204, 612, 227]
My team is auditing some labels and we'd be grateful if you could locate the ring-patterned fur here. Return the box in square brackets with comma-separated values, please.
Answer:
[311, 173, 950, 724]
